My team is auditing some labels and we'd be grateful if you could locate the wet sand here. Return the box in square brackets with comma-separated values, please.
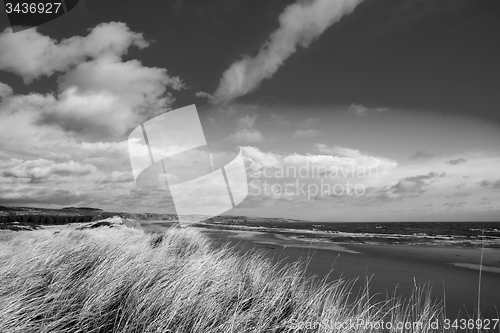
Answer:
[124, 221, 499, 319]
[200, 228, 500, 320]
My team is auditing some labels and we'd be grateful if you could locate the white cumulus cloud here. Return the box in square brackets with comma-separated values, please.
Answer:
[0, 22, 148, 83]
[0, 22, 187, 209]
[0, 23, 185, 140]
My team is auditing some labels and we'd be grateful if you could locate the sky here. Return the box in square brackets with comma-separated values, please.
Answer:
[0, 0, 499, 221]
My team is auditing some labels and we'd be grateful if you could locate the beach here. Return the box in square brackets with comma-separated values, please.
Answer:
[198, 228, 500, 321]
[123, 220, 500, 320]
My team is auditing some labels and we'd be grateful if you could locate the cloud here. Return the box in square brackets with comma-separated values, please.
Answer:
[59, 55, 184, 94]
[348, 103, 368, 115]
[378, 171, 446, 199]
[238, 114, 257, 128]
[0, 22, 187, 210]
[313, 144, 397, 174]
[195, 91, 213, 99]
[313, 143, 339, 155]
[348, 103, 387, 115]
[443, 201, 466, 209]
[1, 159, 96, 182]
[270, 112, 289, 126]
[241, 148, 500, 219]
[229, 128, 264, 143]
[446, 191, 472, 198]
[446, 158, 467, 165]
[0, 186, 90, 206]
[212, 0, 364, 103]
[228, 114, 264, 143]
[301, 117, 320, 128]
[96, 171, 135, 184]
[241, 146, 281, 168]
[477, 180, 500, 190]
[244, 145, 397, 177]
[0, 22, 148, 83]
[0, 82, 13, 98]
[42, 57, 183, 138]
[0, 94, 131, 161]
[408, 150, 437, 160]
[292, 129, 322, 139]
[0, 24, 184, 140]
[315, 144, 365, 158]
[242, 145, 397, 204]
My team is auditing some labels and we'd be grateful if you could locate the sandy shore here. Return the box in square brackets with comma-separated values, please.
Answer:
[199, 228, 500, 320]
[6, 219, 497, 321]
[201, 227, 361, 253]
[94, 221, 500, 320]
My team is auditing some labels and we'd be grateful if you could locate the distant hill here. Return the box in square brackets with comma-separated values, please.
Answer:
[62, 207, 103, 211]
[0, 205, 310, 231]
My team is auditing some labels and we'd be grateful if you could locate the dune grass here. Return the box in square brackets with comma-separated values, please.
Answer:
[0, 225, 479, 332]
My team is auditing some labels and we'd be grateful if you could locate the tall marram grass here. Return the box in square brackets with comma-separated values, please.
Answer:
[0, 226, 465, 332]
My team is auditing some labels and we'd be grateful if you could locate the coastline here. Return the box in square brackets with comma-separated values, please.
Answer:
[8, 217, 498, 321]
[198, 228, 500, 320]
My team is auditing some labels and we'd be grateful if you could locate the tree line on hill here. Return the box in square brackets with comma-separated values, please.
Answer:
[0, 212, 178, 226]
[0, 214, 94, 225]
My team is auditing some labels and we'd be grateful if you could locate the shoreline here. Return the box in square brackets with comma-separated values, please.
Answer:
[198, 228, 500, 320]
[3, 219, 499, 320]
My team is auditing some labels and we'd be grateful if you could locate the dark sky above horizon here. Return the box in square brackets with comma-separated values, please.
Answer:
[0, 0, 499, 221]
